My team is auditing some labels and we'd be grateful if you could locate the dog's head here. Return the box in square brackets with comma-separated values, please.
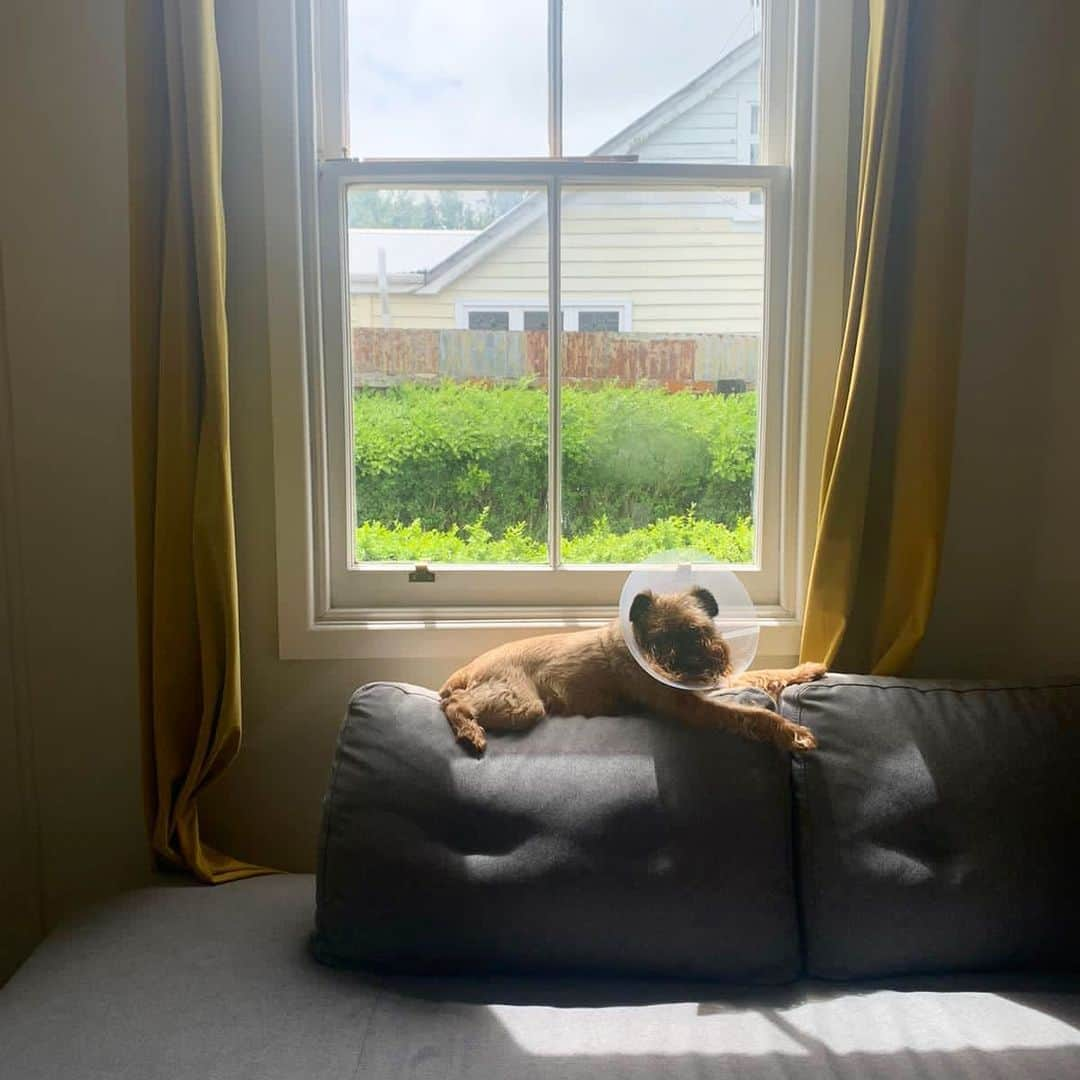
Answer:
[628, 586, 731, 685]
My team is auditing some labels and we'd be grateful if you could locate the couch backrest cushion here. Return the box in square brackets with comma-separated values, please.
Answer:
[314, 681, 801, 982]
[784, 675, 1080, 979]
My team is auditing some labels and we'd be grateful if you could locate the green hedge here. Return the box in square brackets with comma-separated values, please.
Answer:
[353, 382, 756, 542]
[355, 510, 753, 564]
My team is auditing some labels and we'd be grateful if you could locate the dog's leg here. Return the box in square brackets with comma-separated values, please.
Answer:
[442, 690, 489, 753]
[727, 662, 827, 701]
[441, 677, 546, 754]
[635, 680, 817, 751]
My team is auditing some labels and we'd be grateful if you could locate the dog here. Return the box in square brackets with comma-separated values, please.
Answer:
[440, 585, 824, 754]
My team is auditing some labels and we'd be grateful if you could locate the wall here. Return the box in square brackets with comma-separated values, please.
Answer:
[202, 0, 1080, 872]
[1, 2, 1078, 975]
[0, 0, 149, 981]
[912, 0, 1080, 679]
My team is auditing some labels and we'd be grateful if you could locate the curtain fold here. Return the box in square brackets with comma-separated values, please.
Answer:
[127, 0, 270, 882]
[800, 0, 979, 674]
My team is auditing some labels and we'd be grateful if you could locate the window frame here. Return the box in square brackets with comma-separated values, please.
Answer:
[259, 0, 855, 659]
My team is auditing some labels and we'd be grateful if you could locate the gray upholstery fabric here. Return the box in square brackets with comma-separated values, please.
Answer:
[314, 681, 801, 981]
[2, 876, 1078, 1079]
[784, 675, 1080, 979]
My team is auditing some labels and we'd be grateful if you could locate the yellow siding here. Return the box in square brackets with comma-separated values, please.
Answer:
[351, 192, 765, 335]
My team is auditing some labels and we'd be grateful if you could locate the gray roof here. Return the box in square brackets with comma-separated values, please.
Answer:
[348, 228, 479, 290]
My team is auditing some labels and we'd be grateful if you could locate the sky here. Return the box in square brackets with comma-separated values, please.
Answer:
[347, 0, 760, 159]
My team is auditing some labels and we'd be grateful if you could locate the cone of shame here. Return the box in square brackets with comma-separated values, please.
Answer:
[618, 550, 759, 689]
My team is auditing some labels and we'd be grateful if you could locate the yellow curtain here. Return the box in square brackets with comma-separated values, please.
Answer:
[127, 0, 270, 882]
[800, 0, 979, 674]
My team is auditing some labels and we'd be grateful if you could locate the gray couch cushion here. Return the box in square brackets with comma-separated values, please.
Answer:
[784, 675, 1080, 979]
[3, 875, 1079, 1079]
[314, 681, 801, 981]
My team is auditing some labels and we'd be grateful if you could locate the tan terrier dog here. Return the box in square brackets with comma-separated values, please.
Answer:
[440, 586, 824, 754]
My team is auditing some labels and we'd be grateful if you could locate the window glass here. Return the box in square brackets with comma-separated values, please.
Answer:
[564, 0, 763, 162]
[560, 186, 765, 565]
[578, 310, 620, 333]
[347, 0, 547, 157]
[348, 185, 549, 564]
[468, 311, 510, 331]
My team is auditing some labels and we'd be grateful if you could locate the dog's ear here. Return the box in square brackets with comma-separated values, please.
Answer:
[629, 590, 655, 626]
[689, 586, 719, 618]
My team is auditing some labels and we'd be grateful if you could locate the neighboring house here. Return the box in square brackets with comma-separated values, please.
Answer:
[349, 35, 763, 384]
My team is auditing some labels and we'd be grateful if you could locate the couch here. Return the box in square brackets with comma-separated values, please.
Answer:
[2, 675, 1078, 1078]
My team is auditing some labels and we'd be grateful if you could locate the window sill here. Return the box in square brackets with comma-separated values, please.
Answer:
[280, 607, 802, 662]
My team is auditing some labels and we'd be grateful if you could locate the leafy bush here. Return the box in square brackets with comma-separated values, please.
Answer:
[353, 382, 756, 543]
[355, 509, 754, 565]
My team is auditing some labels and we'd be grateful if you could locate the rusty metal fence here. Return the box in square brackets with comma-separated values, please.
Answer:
[353, 328, 758, 393]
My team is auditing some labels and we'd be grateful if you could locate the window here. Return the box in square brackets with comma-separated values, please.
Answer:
[261, 0, 853, 655]
[467, 311, 510, 331]
[454, 302, 630, 332]
[577, 311, 620, 333]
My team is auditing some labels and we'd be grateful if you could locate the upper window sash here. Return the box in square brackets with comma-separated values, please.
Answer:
[316, 0, 792, 169]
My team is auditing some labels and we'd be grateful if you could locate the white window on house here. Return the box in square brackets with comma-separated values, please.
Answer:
[260, 0, 852, 656]
[456, 302, 630, 333]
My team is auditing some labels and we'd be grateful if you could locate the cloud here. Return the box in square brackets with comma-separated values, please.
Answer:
[347, 0, 757, 158]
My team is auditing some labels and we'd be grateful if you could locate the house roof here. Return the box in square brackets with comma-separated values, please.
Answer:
[352, 34, 761, 296]
[348, 228, 479, 289]
[592, 34, 761, 156]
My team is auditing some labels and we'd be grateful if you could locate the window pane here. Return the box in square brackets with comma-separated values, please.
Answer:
[523, 310, 549, 332]
[348, 186, 549, 564]
[346, 0, 548, 158]
[564, 0, 763, 163]
[559, 186, 764, 565]
[468, 310, 510, 331]
[578, 310, 620, 333]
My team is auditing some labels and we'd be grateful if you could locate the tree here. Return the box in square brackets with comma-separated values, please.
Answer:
[347, 189, 526, 230]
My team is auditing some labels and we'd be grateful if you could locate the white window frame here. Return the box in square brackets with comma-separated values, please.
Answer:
[455, 300, 633, 332]
[259, 0, 854, 660]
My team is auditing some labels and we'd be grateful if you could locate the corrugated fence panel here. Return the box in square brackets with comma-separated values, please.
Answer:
[353, 329, 757, 390]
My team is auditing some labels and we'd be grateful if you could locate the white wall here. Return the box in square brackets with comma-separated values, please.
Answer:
[0, 0, 148, 982]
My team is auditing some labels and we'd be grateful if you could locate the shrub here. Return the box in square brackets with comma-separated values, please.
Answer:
[353, 381, 756, 542]
[355, 509, 754, 565]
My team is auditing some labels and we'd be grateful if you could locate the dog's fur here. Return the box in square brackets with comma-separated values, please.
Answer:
[440, 586, 824, 754]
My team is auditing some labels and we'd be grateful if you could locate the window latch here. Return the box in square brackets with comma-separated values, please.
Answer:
[408, 563, 436, 583]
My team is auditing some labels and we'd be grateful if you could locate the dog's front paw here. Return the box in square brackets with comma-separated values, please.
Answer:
[780, 722, 818, 752]
[790, 662, 827, 684]
[442, 692, 487, 755]
[458, 725, 487, 755]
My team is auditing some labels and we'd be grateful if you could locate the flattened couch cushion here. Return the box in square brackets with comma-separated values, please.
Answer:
[314, 681, 801, 981]
[784, 675, 1080, 979]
